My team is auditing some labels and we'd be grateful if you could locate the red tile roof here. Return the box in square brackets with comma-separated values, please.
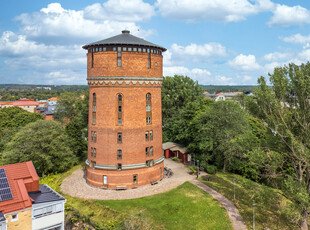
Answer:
[0, 162, 39, 214]
[48, 97, 58, 101]
[11, 100, 40, 107]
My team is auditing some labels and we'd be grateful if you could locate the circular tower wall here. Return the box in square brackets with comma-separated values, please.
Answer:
[83, 30, 166, 189]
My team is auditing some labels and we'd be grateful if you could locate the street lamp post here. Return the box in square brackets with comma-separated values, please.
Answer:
[252, 203, 256, 230]
[233, 178, 236, 200]
[196, 160, 199, 179]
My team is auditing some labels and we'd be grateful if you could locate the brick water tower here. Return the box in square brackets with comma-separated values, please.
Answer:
[82, 30, 166, 189]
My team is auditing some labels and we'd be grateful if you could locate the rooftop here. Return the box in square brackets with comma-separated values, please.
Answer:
[163, 142, 188, 154]
[29, 185, 65, 204]
[83, 30, 167, 51]
[0, 161, 39, 214]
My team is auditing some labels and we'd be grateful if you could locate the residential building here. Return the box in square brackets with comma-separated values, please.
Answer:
[83, 30, 166, 189]
[204, 92, 244, 101]
[0, 161, 65, 230]
[47, 97, 58, 105]
[0, 99, 40, 112]
[34, 104, 56, 120]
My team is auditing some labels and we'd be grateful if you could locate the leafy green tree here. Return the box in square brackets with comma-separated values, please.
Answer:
[249, 62, 310, 229]
[189, 100, 254, 172]
[0, 107, 44, 152]
[0, 107, 43, 129]
[1, 120, 77, 177]
[162, 75, 204, 142]
[54, 91, 89, 159]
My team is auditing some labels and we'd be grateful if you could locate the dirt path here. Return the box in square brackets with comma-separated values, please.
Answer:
[190, 180, 247, 230]
[61, 159, 201, 200]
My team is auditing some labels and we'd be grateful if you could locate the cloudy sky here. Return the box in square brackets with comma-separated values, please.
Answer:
[1, 0, 310, 85]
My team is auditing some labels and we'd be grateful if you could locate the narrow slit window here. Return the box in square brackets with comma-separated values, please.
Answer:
[94, 131, 97, 142]
[92, 93, 96, 125]
[94, 148, 96, 157]
[133, 174, 137, 184]
[148, 53, 151, 69]
[150, 146, 153, 156]
[91, 52, 94, 68]
[117, 163, 122, 170]
[117, 132, 122, 143]
[117, 149, 122, 160]
[91, 147, 93, 157]
[146, 147, 149, 157]
[117, 94, 123, 125]
[146, 93, 151, 124]
[145, 131, 149, 141]
[150, 130, 153, 141]
[117, 47, 122, 67]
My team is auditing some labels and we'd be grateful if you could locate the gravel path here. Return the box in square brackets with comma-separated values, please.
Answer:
[190, 180, 247, 230]
[61, 159, 200, 200]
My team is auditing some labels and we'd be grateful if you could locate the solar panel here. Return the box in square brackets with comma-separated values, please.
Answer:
[0, 168, 13, 201]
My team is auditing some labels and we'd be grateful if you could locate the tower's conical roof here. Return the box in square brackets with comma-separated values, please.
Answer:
[82, 30, 166, 51]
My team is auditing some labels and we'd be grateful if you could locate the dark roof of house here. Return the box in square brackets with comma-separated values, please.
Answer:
[83, 30, 166, 51]
[28, 184, 65, 204]
[0, 211, 5, 222]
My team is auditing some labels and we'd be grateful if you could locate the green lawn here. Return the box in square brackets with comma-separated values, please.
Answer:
[41, 166, 233, 230]
[199, 173, 295, 230]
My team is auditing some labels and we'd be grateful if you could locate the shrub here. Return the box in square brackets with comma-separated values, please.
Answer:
[186, 165, 197, 174]
[201, 163, 217, 174]
[172, 156, 180, 162]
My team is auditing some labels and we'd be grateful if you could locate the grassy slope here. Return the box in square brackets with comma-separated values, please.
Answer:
[199, 173, 295, 230]
[41, 166, 232, 230]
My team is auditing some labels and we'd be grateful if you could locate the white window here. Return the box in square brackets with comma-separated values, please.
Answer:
[103, 175, 107, 185]
[11, 214, 18, 222]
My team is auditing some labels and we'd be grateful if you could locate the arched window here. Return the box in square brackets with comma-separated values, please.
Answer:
[92, 93, 96, 125]
[117, 94, 123, 125]
[146, 93, 151, 124]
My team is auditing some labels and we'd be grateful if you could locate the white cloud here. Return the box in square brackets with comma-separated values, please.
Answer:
[171, 43, 227, 57]
[263, 52, 291, 62]
[281, 33, 310, 45]
[165, 43, 227, 66]
[15, 3, 153, 44]
[84, 0, 155, 22]
[298, 49, 310, 60]
[163, 66, 236, 84]
[0, 31, 86, 84]
[229, 54, 261, 71]
[156, 0, 274, 23]
[268, 4, 310, 27]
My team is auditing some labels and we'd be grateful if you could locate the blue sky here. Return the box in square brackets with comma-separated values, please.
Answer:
[1, 0, 310, 85]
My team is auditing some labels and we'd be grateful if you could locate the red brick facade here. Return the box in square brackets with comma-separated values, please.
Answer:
[84, 32, 165, 189]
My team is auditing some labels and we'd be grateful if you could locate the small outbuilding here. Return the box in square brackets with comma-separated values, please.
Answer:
[163, 142, 192, 164]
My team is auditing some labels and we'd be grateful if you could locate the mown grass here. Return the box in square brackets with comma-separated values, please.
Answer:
[199, 173, 295, 230]
[41, 165, 233, 230]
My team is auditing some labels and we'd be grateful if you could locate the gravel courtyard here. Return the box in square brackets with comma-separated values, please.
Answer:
[61, 159, 200, 200]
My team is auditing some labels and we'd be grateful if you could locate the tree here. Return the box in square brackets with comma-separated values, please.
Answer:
[54, 91, 89, 159]
[0, 107, 43, 129]
[0, 107, 44, 152]
[1, 120, 77, 177]
[162, 75, 204, 142]
[250, 62, 310, 229]
[188, 100, 253, 172]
